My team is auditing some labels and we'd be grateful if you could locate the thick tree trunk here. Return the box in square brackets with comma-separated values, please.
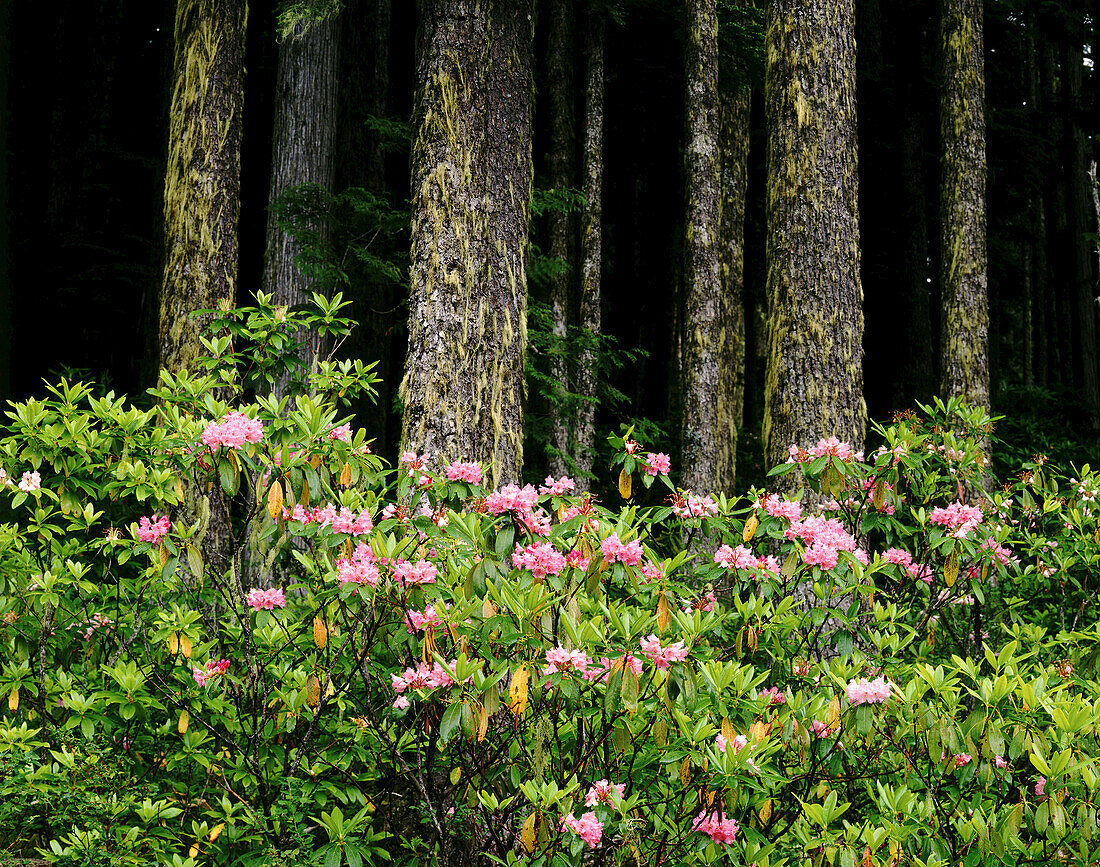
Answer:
[763, 0, 865, 469]
[159, 0, 247, 375]
[938, 0, 988, 411]
[574, 10, 605, 492]
[715, 85, 750, 494]
[680, 0, 729, 494]
[545, 0, 576, 479]
[401, 0, 534, 486]
[262, 14, 341, 398]
[1062, 36, 1099, 432]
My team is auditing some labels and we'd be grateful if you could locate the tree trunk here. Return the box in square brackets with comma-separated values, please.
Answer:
[938, 0, 988, 411]
[546, 0, 577, 479]
[680, 0, 729, 495]
[574, 10, 605, 492]
[715, 85, 750, 494]
[262, 13, 341, 398]
[401, 0, 534, 486]
[1063, 35, 1099, 432]
[159, 0, 248, 375]
[900, 111, 935, 404]
[763, 0, 865, 470]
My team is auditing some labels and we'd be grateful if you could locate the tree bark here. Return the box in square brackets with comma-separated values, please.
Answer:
[401, 0, 535, 486]
[763, 0, 865, 470]
[715, 85, 750, 494]
[938, 0, 988, 411]
[545, 0, 576, 479]
[680, 0, 729, 495]
[262, 13, 341, 398]
[574, 10, 605, 492]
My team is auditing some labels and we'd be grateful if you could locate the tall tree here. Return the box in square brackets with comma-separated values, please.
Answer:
[159, 0, 248, 374]
[939, 0, 988, 410]
[574, 7, 605, 492]
[546, 0, 577, 479]
[681, 0, 732, 494]
[400, 0, 535, 485]
[262, 12, 341, 397]
[763, 0, 865, 468]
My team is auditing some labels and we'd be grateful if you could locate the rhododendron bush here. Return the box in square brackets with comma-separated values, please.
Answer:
[2, 299, 1100, 866]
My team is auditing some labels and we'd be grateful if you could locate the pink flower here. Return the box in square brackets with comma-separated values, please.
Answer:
[18, 471, 41, 493]
[846, 676, 891, 706]
[485, 483, 539, 515]
[246, 587, 286, 610]
[601, 533, 643, 566]
[642, 453, 671, 476]
[639, 561, 662, 582]
[566, 549, 591, 571]
[445, 461, 483, 484]
[810, 719, 837, 737]
[513, 542, 567, 578]
[1035, 775, 1046, 797]
[193, 658, 230, 687]
[137, 514, 171, 544]
[336, 543, 381, 587]
[714, 544, 758, 570]
[540, 475, 575, 496]
[953, 753, 972, 768]
[884, 548, 913, 567]
[639, 634, 689, 669]
[763, 493, 802, 521]
[716, 733, 747, 753]
[561, 811, 603, 848]
[328, 507, 373, 535]
[995, 755, 1008, 769]
[692, 810, 739, 845]
[544, 646, 594, 677]
[929, 501, 983, 538]
[393, 695, 410, 710]
[584, 779, 625, 806]
[405, 604, 443, 634]
[201, 411, 264, 450]
[327, 424, 353, 442]
[672, 492, 718, 519]
[392, 559, 438, 587]
[761, 686, 786, 705]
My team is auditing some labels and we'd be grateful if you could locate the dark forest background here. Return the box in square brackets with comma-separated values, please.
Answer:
[4, 0, 1098, 490]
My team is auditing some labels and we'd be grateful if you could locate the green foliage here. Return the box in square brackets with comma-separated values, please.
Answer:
[276, 0, 344, 40]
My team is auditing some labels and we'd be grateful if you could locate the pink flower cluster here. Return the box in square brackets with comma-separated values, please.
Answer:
[566, 549, 591, 571]
[201, 411, 264, 450]
[761, 686, 786, 705]
[392, 559, 438, 587]
[716, 733, 748, 753]
[247, 587, 286, 610]
[953, 753, 972, 768]
[405, 604, 443, 633]
[513, 542, 567, 578]
[336, 543, 381, 587]
[692, 810, 739, 845]
[137, 514, 171, 544]
[713, 544, 781, 576]
[601, 533, 643, 566]
[584, 779, 625, 806]
[672, 492, 718, 519]
[642, 453, 671, 476]
[392, 661, 456, 694]
[561, 811, 603, 848]
[19, 470, 41, 493]
[978, 537, 1015, 566]
[545, 646, 594, 676]
[788, 437, 863, 463]
[785, 516, 865, 571]
[286, 503, 373, 535]
[883, 548, 934, 583]
[79, 612, 112, 640]
[929, 501, 983, 538]
[846, 676, 891, 705]
[639, 634, 689, 669]
[485, 483, 539, 515]
[445, 461, 483, 484]
[327, 424, 352, 442]
[639, 561, 662, 582]
[582, 653, 644, 684]
[540, 475, 575, 496]
[810, 719, 838, 737]
[764, 493, 802, 521]
[192, 658, 230, 687]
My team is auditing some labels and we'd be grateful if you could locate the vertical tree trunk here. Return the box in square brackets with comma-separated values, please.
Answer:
[680, 0, 727, 494]
[715, 85, 750, 494]
[763, 0, 865, 469]
[1040, 28, 1068, 388]
[574, 10, 605, 492]
[546, 0, 576, 479]
[159, 0, 248, 375]
[401, 0, 534, 486]
[262, 14, 341, 398]
[938, 0, 988, 411]
[1063, 35, 1099, 432]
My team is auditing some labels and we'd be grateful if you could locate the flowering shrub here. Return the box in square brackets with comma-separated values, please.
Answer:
[1, 299, 1100, 865]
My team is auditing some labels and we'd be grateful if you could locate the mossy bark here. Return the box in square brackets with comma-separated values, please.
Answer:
[715, 85, 749, 495]
[938, 0, 988, 409]
[680, 0, 730, 494]
[401, 0, 534, 486]
[546, 0, 577, 479]
[763, 0, 865, 471]
[262, 13, 341, 398]
[158, 0, 248, 375]
[574, 10, 605, 492]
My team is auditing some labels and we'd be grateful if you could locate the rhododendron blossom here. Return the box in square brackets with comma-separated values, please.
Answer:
[1035, 775, 1046, 797]
[639, 634, 689, 669]
[566, 549, 591, 571]
[192, 658, 230, 687]
[445, 461, 482, 484]
[405, 604, 442, 633]
[761, 686, 786, 705]
[953, 753, 972, 768]
[392, 661, 456, 693]
[601, 533, 643, 566]
[327, 423, 352, 442]
[392, 559, 438, 587]
[539, 475, 575, 496]
[929, 501, 983, 538]
[716, 733, 747, 753]
[642, 452, 671, 476]
[513, 542, 567, 578]
[846, 676, 891, 705]
[137, 514, 171, 544]
[336, 543, 381, 587]
[561, 811, 603, 848]
[201, 411, 263, 450]
[485, 483, 539, 515]
[584, 779, 625, 806]
[18, 471, 40, 493]
[328, 507, 373, 535]
[545, 646, 594, 676]
[672, 492, 718, 519]
[763, 493, 802, 521]
[995, 755, 1008, 769]
[692, 810, 739, 844]
[247, 587, 286, 610]
[884, 548, 913, 566]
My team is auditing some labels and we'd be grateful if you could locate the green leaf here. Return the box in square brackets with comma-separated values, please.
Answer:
[439, 701, 462, 745]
